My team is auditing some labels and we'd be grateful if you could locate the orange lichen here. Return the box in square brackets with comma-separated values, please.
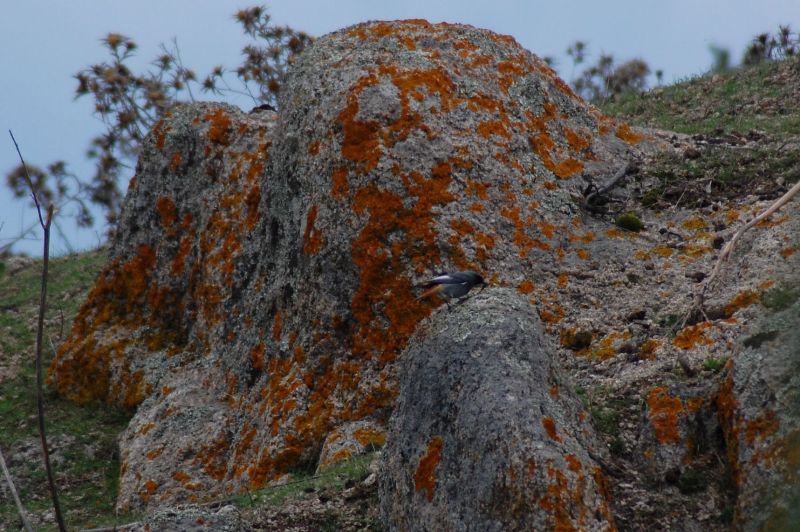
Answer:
[414, 436, 444, 502]
[465, 178, 490, 199]
[651, 245, 674, 257]
[639, 339, 662, 360]
[251, 343, 265, 371]
[673, 321, 713, 349]
[615, 123, 644, 144]
[682, 217, 707, 231]
[557, 272, 568, 289]
[563, 127, 590, 151]
[542, 416, 562, 442]
[724, 289, 760, 317]
[303, 205, 324, 255]
[308, 141, 320, 155]
[331, 167, 349, 200]
[477, 120, 512, 139]
[353, 427, 387, 447]
[517, 280, 535, 294]
[156, 197, 177, 228]
[552, 158, 583, 178]
[646, 387, 683, 444]
[205, 108, 232, 145]
[169, 152, 182, 172]
[146, 448, 163, 460]
[745, 411, 779, 445]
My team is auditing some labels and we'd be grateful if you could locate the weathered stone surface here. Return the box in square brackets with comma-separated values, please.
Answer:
[49, 18, 800, 528]
[381, 288, 614, 530]
[716, 280, 800, 530]
[50, 19, 646, 512]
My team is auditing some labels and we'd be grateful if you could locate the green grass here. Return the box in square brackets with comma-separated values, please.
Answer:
[602, 57, 800, 136]
[0, 248, 137, 531]
[234, 452, 376, 508]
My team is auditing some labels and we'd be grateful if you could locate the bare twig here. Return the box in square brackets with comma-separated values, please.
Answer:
[9, 130, 67, 532]
[682, 178, 800, 328]
[582, 163, 630, 211]
[0, 444, 33, 532]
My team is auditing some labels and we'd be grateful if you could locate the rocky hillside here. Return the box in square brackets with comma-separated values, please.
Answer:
[1, 21, 798, 531]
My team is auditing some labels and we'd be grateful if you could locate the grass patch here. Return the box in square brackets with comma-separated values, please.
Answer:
[0, 248, 139, 531]
[602, 57, 800, 136]
[234, 452, 375, 508]
[702, 358, 725, 372]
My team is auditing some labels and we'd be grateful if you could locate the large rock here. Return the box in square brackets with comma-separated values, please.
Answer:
[716, 283, 800, 530]
[381, 288, 614, 530]
[49, 19, 649, 511]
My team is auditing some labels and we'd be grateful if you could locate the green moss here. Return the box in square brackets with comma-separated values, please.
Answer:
[761, 286, 800, 311]
[702, 357, 724, 372]
[615, 212, 644, 232]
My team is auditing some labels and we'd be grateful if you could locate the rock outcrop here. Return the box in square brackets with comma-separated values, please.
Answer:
[47, 18, 799, 529]
[381, 289, 614, 530]
[50, 19, 641, 512]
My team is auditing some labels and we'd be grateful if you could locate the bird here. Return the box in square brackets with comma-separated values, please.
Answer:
[416, 271, 487, 305]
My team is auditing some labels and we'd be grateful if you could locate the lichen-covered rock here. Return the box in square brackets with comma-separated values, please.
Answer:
[316, 420, 386, 473]
[716, 285, 800, 530]
[381, 289, 614, 530]
[49, 19, 646, 512]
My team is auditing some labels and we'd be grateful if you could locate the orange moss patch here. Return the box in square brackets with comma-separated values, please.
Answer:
[156, 196, 177, 228]
[477, 120, 512, 139]
[724, 289, 760, 317]
[169, 152, 182, 172]
[580, 330, 631, 360]
[517, 279, 535, 294]
[353, 427, 387, 447]
[542, 416, 562, 442]
[331, 167, 349, 200]
[615, 123, 644, 144]
[673, 321, 713, 349]
[205, 108, 232, 145]
[682, 217, 707, 231]
[414, 436, 444, 502]
[553, 158, 583, 178]
[745, 411, 779, 445]
[639, 339, 662, 360]
[303, 205, 324, 255]
[251, 343, 265, 371]
[646, 387, 683, 444]
[651, 245, 674, 258]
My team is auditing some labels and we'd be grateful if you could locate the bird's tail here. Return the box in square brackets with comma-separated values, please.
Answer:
[416, 284, 443, 301]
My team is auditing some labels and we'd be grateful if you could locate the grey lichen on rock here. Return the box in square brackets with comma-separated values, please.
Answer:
[381, 288, 614, 530]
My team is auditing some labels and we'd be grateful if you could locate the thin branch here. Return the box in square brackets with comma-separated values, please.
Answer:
[0, 444, 33, 532]
[682, 178, 800, 328]
[582, 163, 629, 211]
[9, 130, 67, 532]
[9, 131, 45, 227]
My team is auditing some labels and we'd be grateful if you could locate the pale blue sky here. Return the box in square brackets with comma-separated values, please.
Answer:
[2, 0, 798, 255]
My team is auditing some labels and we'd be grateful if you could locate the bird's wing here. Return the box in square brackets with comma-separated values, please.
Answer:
[446, 272, 474, 284]
[425, 273, 462, 286]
